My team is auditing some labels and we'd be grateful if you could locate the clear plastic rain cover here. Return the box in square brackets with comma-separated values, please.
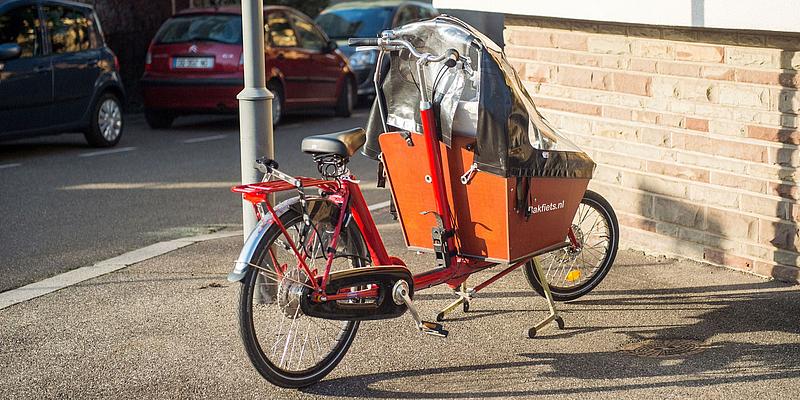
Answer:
[364, 16, 595, 179]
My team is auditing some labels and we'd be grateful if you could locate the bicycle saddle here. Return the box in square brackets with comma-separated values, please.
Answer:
[301, 127, 366, 158]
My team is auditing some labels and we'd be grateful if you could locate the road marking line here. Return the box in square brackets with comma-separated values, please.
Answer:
[182, 134, 227, 144]
[0, 163, 22, 169]
[0, 230, 241, 310]
[368, 200, 391, 211]
[0, 200, 391, 310]
[79, 147, 136, 158]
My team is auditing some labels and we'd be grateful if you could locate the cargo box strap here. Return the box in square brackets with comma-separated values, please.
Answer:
[514, 177, 533, 221]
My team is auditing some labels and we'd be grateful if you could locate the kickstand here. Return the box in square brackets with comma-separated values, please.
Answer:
[528, 258, 565, 338]
[436, 281, 472, 322]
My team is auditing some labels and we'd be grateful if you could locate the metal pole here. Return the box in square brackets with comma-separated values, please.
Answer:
[238, 0, 274, 241]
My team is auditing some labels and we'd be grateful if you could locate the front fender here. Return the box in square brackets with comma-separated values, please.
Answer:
[227, 196, 333, 282]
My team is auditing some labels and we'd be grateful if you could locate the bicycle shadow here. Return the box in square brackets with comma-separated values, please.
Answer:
[304, 278, 800, 398]
[305, 342, 800, 398]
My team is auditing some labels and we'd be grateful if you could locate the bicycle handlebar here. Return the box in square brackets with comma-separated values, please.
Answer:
[348, 35, 461, 65]
[346, 38, 379, 47]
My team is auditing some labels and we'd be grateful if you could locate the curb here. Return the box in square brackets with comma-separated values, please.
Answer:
[0, 200, 393, 311]
[0, 230, 241, 310]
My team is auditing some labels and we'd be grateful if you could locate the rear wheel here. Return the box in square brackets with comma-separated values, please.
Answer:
[334, 76, 355, 117]
[238, 200, 368, 388]
[523, 190, 619, 301]
[144, 109, 175, 129]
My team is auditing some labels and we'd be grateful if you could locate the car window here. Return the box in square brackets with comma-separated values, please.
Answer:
[0, 5, 43, 58]
[266, 12, 297, 48]
[155, 14, 242, 45]
[315, 7, 393, 40]
[394, 5, 420, 27]
[42, 5, 99, 54]
[290, 14, 326, 52]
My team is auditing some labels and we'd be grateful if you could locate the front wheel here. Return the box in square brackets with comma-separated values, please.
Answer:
[523, 190, 619, 302]
[84, 92, 123, 147]
[238, 200, 368, 388]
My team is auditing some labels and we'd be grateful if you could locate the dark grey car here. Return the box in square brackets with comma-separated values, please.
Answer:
[0, 0, 125, 147]
[315, 0, 437, 100]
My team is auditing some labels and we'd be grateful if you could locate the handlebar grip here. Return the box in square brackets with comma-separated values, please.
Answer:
[348, 38, 379, 47]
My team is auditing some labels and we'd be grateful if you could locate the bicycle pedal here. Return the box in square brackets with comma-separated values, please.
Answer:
[419, 320, 448, 338]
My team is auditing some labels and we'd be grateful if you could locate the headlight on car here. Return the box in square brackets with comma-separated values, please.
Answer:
[348, 50, 377, 70]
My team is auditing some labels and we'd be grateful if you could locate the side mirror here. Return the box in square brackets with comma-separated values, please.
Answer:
[325, 40, 338, 53]
[0, 43, 21, 61]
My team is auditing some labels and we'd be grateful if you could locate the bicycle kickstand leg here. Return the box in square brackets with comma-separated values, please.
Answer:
[528, 258, 565, 338]
[436, 281, 472, 322]
[393, 280, 449, 338]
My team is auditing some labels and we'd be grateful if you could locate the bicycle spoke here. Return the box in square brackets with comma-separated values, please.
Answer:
[244, 261, 315, 290]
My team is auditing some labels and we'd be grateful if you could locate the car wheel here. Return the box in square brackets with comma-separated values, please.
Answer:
[267, 81, 283, 126]
[144, 109, 175, 129]
[84, 92, 123, 147]
[335, 77, 355, 118]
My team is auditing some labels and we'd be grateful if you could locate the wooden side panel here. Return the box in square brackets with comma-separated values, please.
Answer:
[442, 136, 511, 260]
[379, 132, 438, 250]
[507, 177, 589, 262]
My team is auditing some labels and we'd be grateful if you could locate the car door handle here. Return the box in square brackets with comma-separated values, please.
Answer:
[33, 65, 49, 73]
[276, 53, 285, 60]
[86, 59, 99, 65]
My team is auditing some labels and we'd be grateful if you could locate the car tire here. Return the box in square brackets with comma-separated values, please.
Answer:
[335, 76, 355, 118]
[267, 81, 283, 126]
[84, 92, 123, 147]
[144, 109, 175, 129]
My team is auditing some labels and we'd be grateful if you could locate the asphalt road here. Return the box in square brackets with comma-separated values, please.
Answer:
[0, 108, 385, 292]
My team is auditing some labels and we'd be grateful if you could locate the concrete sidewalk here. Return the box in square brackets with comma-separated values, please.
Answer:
[2, 212, 799, 399]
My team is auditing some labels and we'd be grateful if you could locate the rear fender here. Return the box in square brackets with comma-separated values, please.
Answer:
[227, 196, 334, 282]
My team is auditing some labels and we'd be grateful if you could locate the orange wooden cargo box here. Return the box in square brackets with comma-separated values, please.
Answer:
[379, 132, 589, 263]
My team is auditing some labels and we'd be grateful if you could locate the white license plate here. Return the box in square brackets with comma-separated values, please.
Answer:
[173, 57, 214, 69]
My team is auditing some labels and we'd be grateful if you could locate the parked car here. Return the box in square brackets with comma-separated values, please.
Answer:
[315, 1, 438, 100]
[141, 6, 356, 129]
[0, 0, 125, 147]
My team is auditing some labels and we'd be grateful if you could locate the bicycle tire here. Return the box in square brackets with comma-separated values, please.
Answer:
[238, 199, 368, 388]
[523, 190, 619, 302]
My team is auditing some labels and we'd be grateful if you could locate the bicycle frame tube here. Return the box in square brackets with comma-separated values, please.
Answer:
[262, 200, 321, 291]
[346, 180, 391, 266]
[420, 104, 457, 262]
[320, 186, 351, 292]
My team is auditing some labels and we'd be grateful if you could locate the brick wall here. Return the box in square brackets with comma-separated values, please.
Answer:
[504, 16, 800, 283]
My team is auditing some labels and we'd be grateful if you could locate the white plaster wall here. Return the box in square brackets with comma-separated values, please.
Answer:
[433, 0, 800, 33]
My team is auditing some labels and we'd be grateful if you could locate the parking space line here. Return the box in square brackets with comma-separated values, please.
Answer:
[78, 147, 136, 158]
[0, 163, 22, 169]
[182, 134, 228, 144]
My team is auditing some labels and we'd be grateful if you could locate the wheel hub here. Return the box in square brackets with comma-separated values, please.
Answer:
[556, 224, 585, 263]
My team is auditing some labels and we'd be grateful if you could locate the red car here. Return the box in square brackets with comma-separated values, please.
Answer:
[140, 6, 356, 129]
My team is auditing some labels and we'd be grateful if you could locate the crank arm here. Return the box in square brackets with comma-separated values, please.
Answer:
[392, 280, 449, 338]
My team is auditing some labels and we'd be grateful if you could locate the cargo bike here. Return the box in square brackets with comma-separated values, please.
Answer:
[227, 17, 619, 388]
